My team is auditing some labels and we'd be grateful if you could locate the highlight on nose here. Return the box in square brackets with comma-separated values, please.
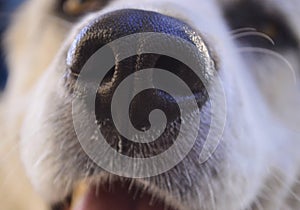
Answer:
[66, 9, 205, 74]
[66, 9, 216, 160]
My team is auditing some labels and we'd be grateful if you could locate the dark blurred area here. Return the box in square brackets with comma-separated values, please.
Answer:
[0, 0, 24, 91]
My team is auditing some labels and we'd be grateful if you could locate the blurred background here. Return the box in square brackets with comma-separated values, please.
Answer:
[0, 2, 47, 210]
[0, 0, 24, 91]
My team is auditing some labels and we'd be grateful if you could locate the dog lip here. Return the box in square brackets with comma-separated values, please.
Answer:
[71, 181, 176, 210]
[50, 178, 180, 210]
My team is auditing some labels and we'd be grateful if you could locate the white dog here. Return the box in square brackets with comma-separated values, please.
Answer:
[1, 0, 300, 210]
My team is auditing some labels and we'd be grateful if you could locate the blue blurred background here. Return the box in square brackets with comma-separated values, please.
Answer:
[0, 0, 24, 90]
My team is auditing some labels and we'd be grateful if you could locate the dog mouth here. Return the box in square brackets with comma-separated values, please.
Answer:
[53, 178, 178, 210]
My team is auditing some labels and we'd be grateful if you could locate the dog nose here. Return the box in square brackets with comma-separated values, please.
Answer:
[66, 9, 214, 158]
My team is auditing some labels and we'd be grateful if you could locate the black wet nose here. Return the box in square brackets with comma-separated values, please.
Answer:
[66, 9, 212, 157]
[67, 9, 200, 73]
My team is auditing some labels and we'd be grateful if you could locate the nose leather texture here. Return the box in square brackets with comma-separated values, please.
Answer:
[67, 9, 198, 73]
[66, 9, 210, 158]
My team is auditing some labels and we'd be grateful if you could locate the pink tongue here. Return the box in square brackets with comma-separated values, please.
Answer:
[73, 185, 166, 210]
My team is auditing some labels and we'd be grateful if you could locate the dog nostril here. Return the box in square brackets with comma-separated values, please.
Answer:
[67, 9, 215, 157]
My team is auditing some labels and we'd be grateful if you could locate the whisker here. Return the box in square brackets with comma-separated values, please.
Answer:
[238, 47, 297, 84]
[232, 31, 275, 45]
[270, 172, 300, 202]
[230, 27, 257, 35]
[202, 165, 217, 210]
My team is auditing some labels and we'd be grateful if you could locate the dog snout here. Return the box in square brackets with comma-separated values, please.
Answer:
[66, 9, 213, 158]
